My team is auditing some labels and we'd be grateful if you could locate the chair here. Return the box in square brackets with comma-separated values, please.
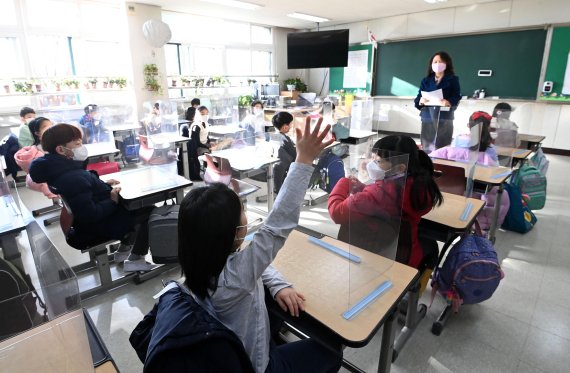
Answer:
[32, 199, 61, 227]
[433, 163, 466, 196]
[58, 197, 133, 300]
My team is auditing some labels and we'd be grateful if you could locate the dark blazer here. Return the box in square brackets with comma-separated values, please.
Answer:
[414, 74, 461, 121]
[29, 153, 132, 242]
[130, 284, 254, 373]
[274, 133, 297, 193]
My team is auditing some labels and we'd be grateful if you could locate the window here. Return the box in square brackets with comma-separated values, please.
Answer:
[27, 35, 73, 77]
[192, 46, 223, 75]
[252, 51, 272, 75]
[25, 0, 80, 32]
[226, 49, 251, 75]
[251, 25, 272, 44]
[165, 44, 180, 76]
[73, 39, 128, 77]
[225, 22, 250, 45]
[0, 0, 18, 26]
[0, 37, 25, 77]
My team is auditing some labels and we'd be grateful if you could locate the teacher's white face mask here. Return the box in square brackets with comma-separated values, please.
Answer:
[432, 62, 447, 74]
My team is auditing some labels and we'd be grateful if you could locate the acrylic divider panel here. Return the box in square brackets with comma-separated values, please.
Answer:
[343, 143, 409, 317]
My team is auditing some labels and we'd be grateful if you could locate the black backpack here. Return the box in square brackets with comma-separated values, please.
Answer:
[310, 152, 346, 193]
[0, 257, 48, 340]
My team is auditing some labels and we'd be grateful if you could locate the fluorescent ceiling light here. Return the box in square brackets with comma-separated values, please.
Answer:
[287, 12, 330, 23]
[201, 0, 262, 10]
[424, 0, 448, 3]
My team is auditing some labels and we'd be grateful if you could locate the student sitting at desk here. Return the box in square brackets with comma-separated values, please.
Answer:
[29, 123, 158, 272]
[241, 100, 267, 143]
[188, 106, 212, 181]
[491, 102, 520, 148]
[17, 107, 36, 148]
[430, 111, 498, 165]
[328, 135, 443, 278]
[272, 112, 296, 194]
[133, 118, 342, 373]
[79, 104, 107, 144]
[430, 111, 510, 232]
[14, 117, 58, 200]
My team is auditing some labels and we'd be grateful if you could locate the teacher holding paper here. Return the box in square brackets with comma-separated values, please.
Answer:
[414, 51, 461, 151]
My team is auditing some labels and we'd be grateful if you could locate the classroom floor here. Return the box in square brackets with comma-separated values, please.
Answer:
[16, 153, 570, 373]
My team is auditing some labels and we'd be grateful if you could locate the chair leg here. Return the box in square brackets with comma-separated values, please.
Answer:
[32, 201, 61, 217]
[94, 247, 113, 286]
[43, 215, 60, 226]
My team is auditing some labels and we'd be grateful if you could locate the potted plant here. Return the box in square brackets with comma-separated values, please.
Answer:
[89, 77, 98, 89]
[3, 82, 10, 94]
[238, 95, 253, 121]
[284, 78, 307, 93]
[115, 77, 127, 89]
[108, 79, 115, 88]
[181, 77, 190, 87]
[102, 78, 109, 89]
[143, 64, 159, 75]
[33, 79, 42, 93]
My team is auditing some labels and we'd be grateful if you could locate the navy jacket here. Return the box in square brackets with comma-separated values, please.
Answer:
[414, 74, 461, 121]
[130, 284, 254, 373]
[29, 153, 131, 242]
[0, 134, 22, 178]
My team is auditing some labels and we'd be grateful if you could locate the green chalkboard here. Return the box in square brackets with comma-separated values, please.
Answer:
[329, 44, 374, 94]
[544, 26, 570, 97]
[375, 29, 546, 99]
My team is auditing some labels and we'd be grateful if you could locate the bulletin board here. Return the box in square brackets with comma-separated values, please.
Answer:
[329, 44, 374, 94]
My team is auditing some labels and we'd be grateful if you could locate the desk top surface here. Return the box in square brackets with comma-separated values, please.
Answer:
[105, 123, 140, 132]
[518, 133, 546, 143]
[85, 143, 119, 158]
[423, 192, 485, 230]
[495, 146, 532, 159]
[0, 195, 27, 235]
[101, 167, 192, 200]
[272, 230, 418, 345]
[147, 133, 189, 145]
[211, 148, 279, 171]
[208, 125, 246, 135]
[349, 129, 376, 139]
[432, 158, 512, 184]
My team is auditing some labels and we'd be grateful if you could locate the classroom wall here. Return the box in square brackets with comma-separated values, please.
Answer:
[307, 0, 570, 94]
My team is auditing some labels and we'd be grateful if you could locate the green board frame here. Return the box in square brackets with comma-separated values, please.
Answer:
[375, 29, 547, 99]
[329, 44, 374, 94]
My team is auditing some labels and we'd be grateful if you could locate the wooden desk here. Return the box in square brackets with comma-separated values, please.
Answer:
[518, 133, 545, 150]
[340, 129, 377, 145]
[495, 146, 532, 160]
[431, 158, 510, 242]
[85, 143, 120, 162]
[210, 147, 279, 211]
[273, 230, 418, 373]
[423, 192, 486, 230]
[100, 167, 192, 210]
[208, 125, 246, 137]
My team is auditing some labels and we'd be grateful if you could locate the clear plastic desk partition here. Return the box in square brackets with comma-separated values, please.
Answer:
[350, 98, 374, 131]
[331, 142, 409, 319]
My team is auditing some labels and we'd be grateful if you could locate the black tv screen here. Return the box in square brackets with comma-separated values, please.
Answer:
[287, 30, 349, 69]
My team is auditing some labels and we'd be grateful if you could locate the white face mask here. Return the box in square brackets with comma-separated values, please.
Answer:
[432, 62, 447, 74]
[366, 160, 386, 181]
[25, 117, 35, 124]
[201, 115, 209, 123]
[93, 114, 102, 121]
[65, 145, 89, 161]
[253, 108, 263, 116]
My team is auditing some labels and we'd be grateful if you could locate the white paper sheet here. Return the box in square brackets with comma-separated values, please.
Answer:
[343, 50, 369, 88]
[421, 89, 444, 106]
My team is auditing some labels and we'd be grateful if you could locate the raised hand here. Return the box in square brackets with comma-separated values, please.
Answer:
[295, 116, 334, 165]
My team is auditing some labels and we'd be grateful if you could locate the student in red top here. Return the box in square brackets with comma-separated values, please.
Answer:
[328, 135, 443, 271]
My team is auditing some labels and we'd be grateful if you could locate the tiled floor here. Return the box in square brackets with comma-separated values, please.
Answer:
[14, 153, 570, 373]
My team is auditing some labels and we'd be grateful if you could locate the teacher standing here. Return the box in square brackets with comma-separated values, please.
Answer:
[414, 51, 461, 151]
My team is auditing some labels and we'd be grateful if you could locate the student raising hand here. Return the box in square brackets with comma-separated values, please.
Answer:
[295, 116, 333, 165]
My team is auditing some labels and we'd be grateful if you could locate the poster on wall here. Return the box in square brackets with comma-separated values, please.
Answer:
[343, 49, 369, 88]
[562, 51, 570, 95]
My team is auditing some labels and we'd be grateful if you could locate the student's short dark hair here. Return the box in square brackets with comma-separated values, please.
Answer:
[41, 123, 82, 154]
[492, 102, 512, 117]
[251, 100, 264, 108]
[272, 112, 294, 130]
[20, 107, 35, 118]
[84, 104, 98, 115]
[28, 117, 50, 146]
[178, 183, 242, 299]
[197, 106, 208, 113]
[153, 102, 160, 110]
[191, 98, 201, 106]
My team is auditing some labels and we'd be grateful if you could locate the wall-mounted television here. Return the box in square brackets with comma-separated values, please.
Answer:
[287, 30, 349, 69]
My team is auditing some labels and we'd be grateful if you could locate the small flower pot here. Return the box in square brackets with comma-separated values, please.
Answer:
[103, 82, 108, 88]
[91, 82, 97, 89]
[55, 84, 61, 91]
[4, 85, 10, 94]
[35, 84, 42, 92]
[109, 82, 114, 88]
[172, 80, 177, 87]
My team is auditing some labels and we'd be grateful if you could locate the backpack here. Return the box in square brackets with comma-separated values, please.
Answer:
[530, 147, 549, 177]
[501, 182, 537, 233]
[0, 257, 48, 340]
[310, 152, 345, 193]
[121, 134, 140, 163]
[512, 164, 546, 210]
[431, 234, 504, 312]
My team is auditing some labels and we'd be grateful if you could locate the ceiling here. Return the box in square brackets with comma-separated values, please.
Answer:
[137, 0, 509, 29]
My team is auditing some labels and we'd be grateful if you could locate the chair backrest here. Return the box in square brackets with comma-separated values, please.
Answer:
[58, 198, 74, 236]
[433, 163, 466, 196]
[495, 129, 518, 148]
